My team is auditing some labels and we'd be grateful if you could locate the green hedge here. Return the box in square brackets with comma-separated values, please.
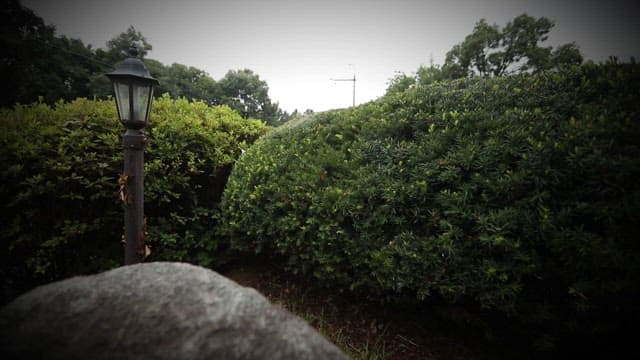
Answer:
[218, 62, 640, 349]
[0, 95, 266, 302]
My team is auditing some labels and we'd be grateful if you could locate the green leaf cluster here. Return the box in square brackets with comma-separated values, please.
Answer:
[218, 62, 640, 348]
[0, 96, 266, 302]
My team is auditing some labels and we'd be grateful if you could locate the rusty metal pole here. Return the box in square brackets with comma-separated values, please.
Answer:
[123, 128, 145, 265]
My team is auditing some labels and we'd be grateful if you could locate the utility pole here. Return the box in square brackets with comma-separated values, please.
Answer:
[331, 73, 356, 107]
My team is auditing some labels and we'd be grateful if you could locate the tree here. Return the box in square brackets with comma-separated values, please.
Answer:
[87, 26, 154, 99]
[96, 25, 152, 65]
[416, 65, 447, 86]
[386, 72, 415, 94]
[443, 14, 583, 78]
[159, 63, 218, 103]
[444, 19, 501, 77]
[93, 31, 283, 123]
[89, 29, 219, 103]
[385, 65, 451, 96]
[551, 42, 583, 68]
[492, 14, 555, 74]
[51, 35, 102, 100]
[217, 69, 279, 123]
[0, 0, 99, 107]
[1, 1, 284, 122]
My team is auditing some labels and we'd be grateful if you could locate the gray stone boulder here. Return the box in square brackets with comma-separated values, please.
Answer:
[0, 262, 348, 359]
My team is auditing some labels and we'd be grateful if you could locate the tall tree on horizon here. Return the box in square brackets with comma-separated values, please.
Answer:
[442, 13, 583, 78]
[217, 69, 285, 124]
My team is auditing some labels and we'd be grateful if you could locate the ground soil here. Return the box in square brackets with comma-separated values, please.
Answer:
[221, 258, 504, 359]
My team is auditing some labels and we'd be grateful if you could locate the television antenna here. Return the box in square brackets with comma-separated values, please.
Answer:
[331, 65, 356, 107]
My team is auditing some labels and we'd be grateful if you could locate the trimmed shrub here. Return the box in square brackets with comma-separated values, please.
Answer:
[0, 95, 267, 302]
[218, 62, 640, 349]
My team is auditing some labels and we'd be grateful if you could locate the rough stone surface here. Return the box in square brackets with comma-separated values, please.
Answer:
[0, 262, 348, 360]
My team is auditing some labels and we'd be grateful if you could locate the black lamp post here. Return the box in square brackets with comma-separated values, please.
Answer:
[107, 45, 159, 265]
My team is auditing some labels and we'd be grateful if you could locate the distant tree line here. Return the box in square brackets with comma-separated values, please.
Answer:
[0, 0, 293, 126]
[386, 13, 585, 94]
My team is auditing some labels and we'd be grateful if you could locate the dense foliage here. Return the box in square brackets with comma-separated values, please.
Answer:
[218, 62, 640, 350]
[0, 96, 266, 303]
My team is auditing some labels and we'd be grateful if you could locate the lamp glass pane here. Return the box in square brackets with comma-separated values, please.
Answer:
[145, 86, 155, 122]
[113, 81, 130, 121]
[132, 84, 151, 122]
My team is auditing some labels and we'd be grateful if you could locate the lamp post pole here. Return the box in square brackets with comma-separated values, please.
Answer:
[122, 128, 146, 265]
[107, 45, 159, 265]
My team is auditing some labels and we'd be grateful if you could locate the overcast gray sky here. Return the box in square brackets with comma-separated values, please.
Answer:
[22, 0, 640, 113]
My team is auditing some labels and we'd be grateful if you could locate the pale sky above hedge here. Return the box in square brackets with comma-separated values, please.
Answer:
[23, 0, 640, 113]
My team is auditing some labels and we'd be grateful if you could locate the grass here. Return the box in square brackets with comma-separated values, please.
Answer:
[300, 306, 392, 359]
[263, 275, 391, 359]
[221, 258, 485, 359]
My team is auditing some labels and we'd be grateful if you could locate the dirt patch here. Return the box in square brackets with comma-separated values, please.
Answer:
[222, 260, 490, 359]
